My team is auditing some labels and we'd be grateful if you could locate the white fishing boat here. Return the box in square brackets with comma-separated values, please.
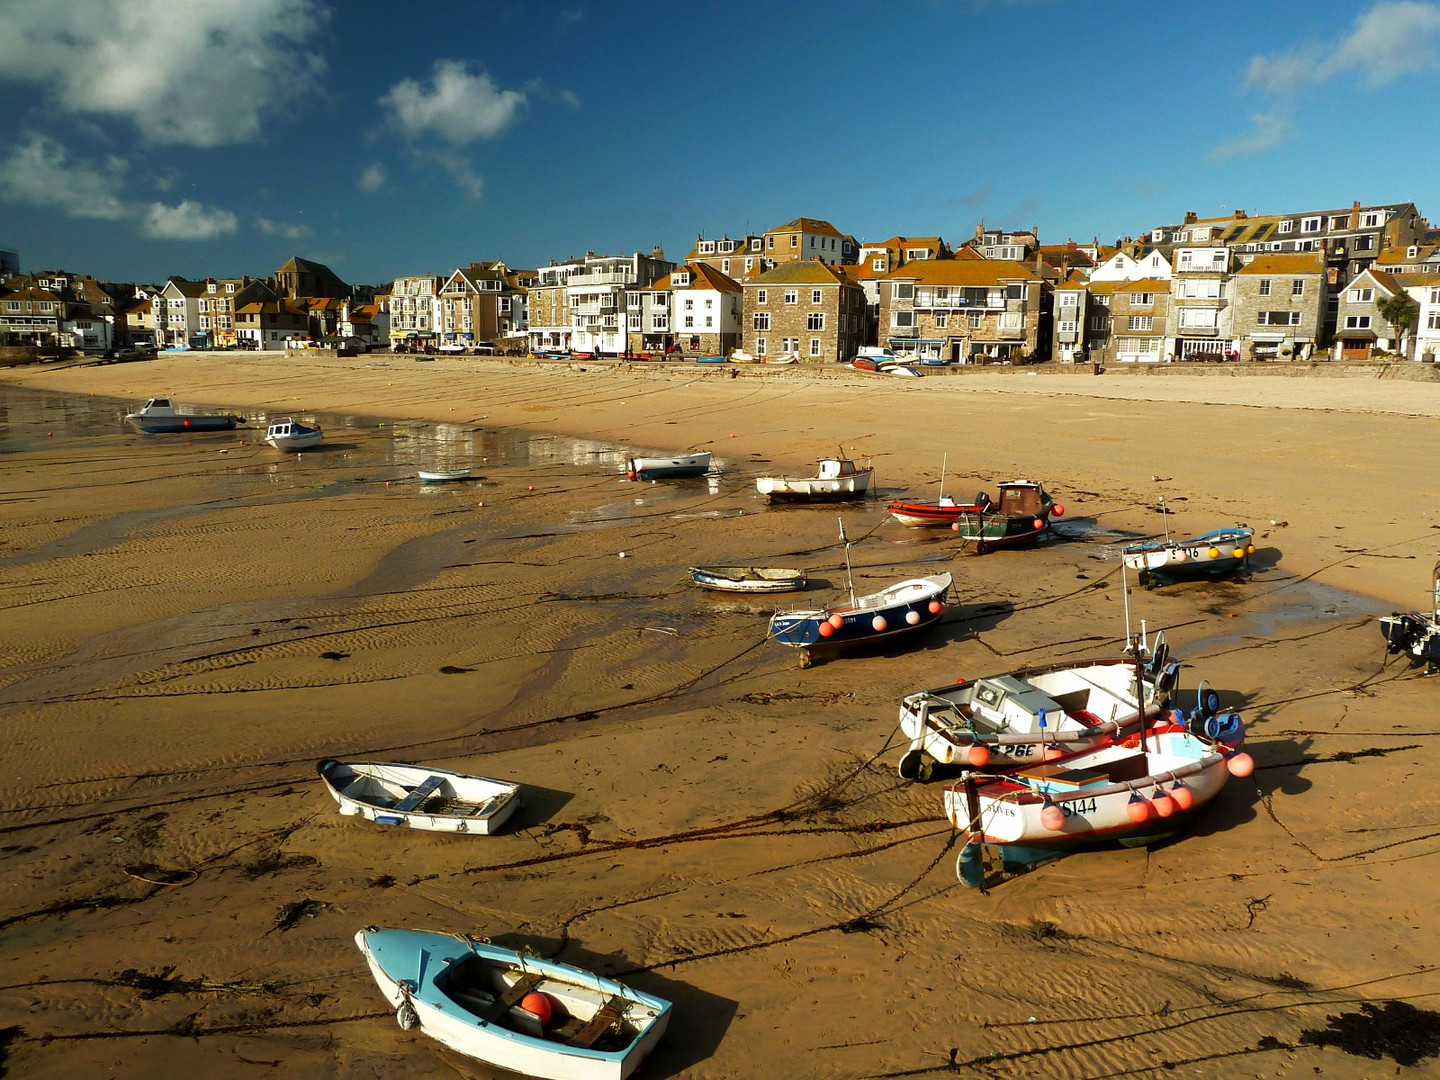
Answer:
[124, 397, 240, 433]
[263, 417, 323, 451]
[317, 760, 520, 834]
[417, 467, 473, 482]
[356, 927, 672, 1080]
[688, 565, 807, 593]
[896, 635, 1186, 780]
[944, 720, 1252, 889]
[755, 455, 873, 502]
[625, 451, 711, 480]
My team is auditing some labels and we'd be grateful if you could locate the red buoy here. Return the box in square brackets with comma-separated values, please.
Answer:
[1032, 517, 1044, 530]
[966, 744, 991, 768]
[1052, 504, 1065, 517]
[1040, 802, 1066, 831]
[817, 620, 835, 638]
[928, 599, 943, 615]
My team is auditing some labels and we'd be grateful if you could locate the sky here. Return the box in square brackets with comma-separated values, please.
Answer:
[2, 0, 1439, 288]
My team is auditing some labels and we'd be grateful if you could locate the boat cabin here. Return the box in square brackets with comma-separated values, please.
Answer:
[817, 457, 862, 479]
[990, 481, 1047, 516]
[970, 675, 1065, 734]
[139, 398, 175, 414]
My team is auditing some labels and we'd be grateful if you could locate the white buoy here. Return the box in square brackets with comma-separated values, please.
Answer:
[619, 551, 627, 558]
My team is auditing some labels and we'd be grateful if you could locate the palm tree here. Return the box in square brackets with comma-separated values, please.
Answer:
[1377, 290, 1420, 359]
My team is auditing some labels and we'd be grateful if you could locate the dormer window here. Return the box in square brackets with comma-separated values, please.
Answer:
[674, 272, 690, 286]
[207, 283, 217, 293]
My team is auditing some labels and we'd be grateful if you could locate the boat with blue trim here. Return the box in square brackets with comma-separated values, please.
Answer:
[355, 927, 671, 1080]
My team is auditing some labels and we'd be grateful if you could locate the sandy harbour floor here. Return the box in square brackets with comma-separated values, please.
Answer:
[3, 354, 1440, 1079]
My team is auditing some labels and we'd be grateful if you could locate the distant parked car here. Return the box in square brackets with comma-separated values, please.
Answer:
[437, 342, 467, 353]
[472, 341, 498, 355]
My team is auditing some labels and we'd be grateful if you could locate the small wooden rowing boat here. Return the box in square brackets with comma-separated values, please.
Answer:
[890, 480, 1061, 550]
[418, 468, 472, 482]
[317, 760, 520, 834]
[356, 927, 671, 1080]
[688, 565, 807, 593]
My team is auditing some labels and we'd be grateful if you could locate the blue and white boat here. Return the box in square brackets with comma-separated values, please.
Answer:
[1122, 524, 1255, 584]
[770, 573, 952, 653]
[625, 451, 711, 481]
[356, 927, 671, 1080]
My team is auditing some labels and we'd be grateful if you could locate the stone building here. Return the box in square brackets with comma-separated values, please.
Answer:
[1230, 253, 1325, 361]
[1086, 278, 1172, 363]
[741, 260, 864, 362]
[878, 259, 1045, 363]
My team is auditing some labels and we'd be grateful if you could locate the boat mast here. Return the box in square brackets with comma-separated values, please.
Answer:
[939, 451, 947, 503]
[838, 516, 856, 606]
[1159, 495, 1171, 544]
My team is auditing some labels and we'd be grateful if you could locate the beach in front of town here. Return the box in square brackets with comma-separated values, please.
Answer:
[3, 353, 1440, 1079]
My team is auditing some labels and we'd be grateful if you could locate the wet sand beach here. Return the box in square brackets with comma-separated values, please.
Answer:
[2, 355, 1440, 1078]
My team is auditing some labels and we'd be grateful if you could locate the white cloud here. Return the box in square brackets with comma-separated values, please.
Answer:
[380, 60, 526, 144]
[0, 135, 132, 220]
[0, 0, 329, 147]
[358, 162, 388, 193]
[140, 201, 239, 241]
[1244, 1, 1440, 95]
[1209, 112, 1290, 162]
[256, 217, 310, 241]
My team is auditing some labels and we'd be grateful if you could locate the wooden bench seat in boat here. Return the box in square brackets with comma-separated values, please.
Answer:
[568, 995, 627, 1047]
[473, 970, 543, 1022]
[1017, 753, 1151, 787]
[393, 774, 445, 813]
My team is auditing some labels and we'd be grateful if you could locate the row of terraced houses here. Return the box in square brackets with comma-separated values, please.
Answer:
[5, 200, 1440, 364]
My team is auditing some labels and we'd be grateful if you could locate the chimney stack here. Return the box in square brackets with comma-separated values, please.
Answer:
[1183, 211, 1198, 225]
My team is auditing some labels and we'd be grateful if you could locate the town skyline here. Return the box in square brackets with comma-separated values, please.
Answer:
[4, 1, 1440, 286]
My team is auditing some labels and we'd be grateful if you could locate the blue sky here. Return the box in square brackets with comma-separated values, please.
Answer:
[2, 0, 1438, 287]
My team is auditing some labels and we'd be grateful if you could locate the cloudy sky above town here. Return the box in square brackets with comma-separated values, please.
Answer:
[2, 0, 1438, 286]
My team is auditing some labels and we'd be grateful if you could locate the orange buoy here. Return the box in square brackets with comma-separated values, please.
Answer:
[1032, 518, 1044, 530]
[1150, 789, 1176, 818]
[1126, 793, 1152, 823]
[817, 620, 835, 638]
[520, 992, 553, 1025]
[1040, 802, 1066, 831]
[1169, 782, 1195, 811]
[928, 600, 943, 614]
[1227, 751, 1255, 777]
[828, 613, 845, 629]
[1052, 503, 1065, 517]
[966, 744, 991, 768]
[872, 615, 888, 632]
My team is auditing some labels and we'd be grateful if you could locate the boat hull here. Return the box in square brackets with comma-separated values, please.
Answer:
[944, 727, 1240, 887]
[356, 928, 671, 1080]
[318, 760, 520, 834]
[770, 574, 951, 649]
[688, 566, 806, 593]
[264, 419, 323, 451]
[1123, 526, 1255, 582]
[418, 469, 472, 482]
[897, 653, 1182, 774]
[126, 414, 238, 433]
[626, 452, 711, 480]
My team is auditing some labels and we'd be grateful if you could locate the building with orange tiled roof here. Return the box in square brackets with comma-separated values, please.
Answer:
[878, 259, 1046, 364]
[741, 260, 864, 362]
[1082, 277, 1172, 364]
[762, 218, 853, 267]
[638, 262, 742, 356]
